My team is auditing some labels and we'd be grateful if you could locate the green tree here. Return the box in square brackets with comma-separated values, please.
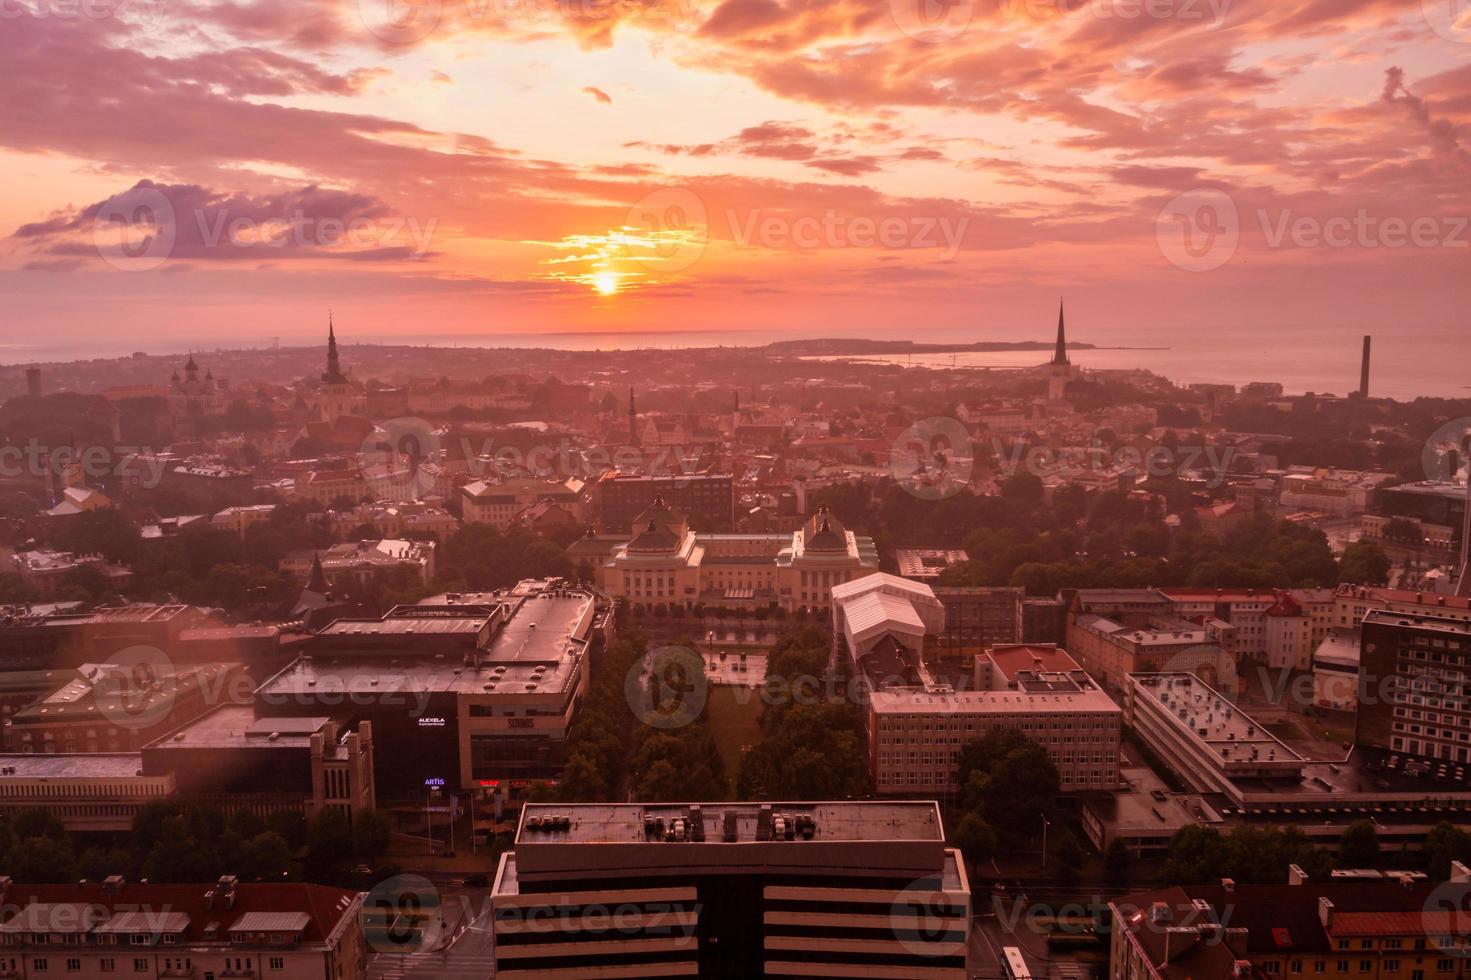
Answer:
[1104, 839, 1133, 888]
[952, 812, 998, 865]
[352, 810, 393, 860]
[1339, 820, 1381, 868]
[1338, 541, 1392, 586]
[1165, 826, 1227, 884]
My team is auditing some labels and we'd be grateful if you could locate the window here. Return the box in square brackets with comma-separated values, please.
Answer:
[1315, 962, 1326, 974]
[135, 959, 148, 972]
[1337, 962, 1350, 973]
[102, 960, 116, 973]
[66, 960, 81, 973]
[1359, 961, 1373, 973]
[1437, 960, 1454, 972]
[34, 959, 49, 972]
[1384, 961, 1400, 972]
[269, 960, 283, 972]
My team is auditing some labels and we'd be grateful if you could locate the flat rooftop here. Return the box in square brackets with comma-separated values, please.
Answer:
[518, 801, 943, 845]
[1131, 673, 1306, 764]
[146, 705, 332, 751]
[1363, 609, 1471, 635]
[870, 686, 1120, 715]
[0, 754, 148, 778]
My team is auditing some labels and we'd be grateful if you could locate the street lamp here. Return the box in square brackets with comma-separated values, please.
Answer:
[1040, 814, 1050, 873]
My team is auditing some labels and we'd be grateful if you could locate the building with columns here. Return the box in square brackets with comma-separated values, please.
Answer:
[597, 500, 879, 612]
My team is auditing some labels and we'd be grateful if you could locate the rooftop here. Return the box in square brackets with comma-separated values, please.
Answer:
[517, 800, 944, 845]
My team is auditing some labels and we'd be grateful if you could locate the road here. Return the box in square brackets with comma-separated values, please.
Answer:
[368, 887, 496, 980]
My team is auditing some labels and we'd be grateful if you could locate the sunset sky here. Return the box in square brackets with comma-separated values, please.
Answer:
[2, 0, 1469, 353]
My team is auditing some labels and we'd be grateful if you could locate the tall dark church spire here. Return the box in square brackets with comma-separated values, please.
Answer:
[323, 312, 346, 384]
[628, 387, 639, 448]
[1051, 299, 1070, 366]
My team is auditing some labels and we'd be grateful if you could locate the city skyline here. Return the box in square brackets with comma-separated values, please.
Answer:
[2, 0, 1470, 350]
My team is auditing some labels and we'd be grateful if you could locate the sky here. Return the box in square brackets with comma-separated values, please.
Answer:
[1, 0, 1469, 353]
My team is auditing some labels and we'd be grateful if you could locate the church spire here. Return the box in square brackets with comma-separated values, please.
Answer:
[628, 387, 639, 448]
[1051, 299, 1070, 366]
[323, 311, 346, 384]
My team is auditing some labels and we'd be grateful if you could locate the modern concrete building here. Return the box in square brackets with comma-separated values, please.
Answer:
[931, 586, 1024, 661]
[256, 583, 596, 799]
[596, 473, 735, 532]
[491, 801, 970, 980]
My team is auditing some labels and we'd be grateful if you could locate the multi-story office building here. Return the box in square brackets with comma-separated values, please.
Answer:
[833, 577, 1122, 795]
[1356, 610, 1471, 764]
[867, 661, 1122, 795]
[1110, 869, 1471, 980]
[0, 876, 367, 980]
[491, 801, 970, 980]
[597, 473, 734, 532]
[256, 583, 595, 799]
[461, 477, 586, 529]
[931, 586, 1024, 660]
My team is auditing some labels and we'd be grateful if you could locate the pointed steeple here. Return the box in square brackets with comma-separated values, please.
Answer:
[323, 311, 346, 384]
[628, 386, 639, 448]
[305, 551, 330, 595]
[1051, 299, 1070, 366]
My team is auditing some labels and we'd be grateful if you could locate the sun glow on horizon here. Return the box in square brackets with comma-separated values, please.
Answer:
[592, 271, 620, 295]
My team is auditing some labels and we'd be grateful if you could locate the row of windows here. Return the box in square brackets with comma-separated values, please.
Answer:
[22, 957, 289, 973]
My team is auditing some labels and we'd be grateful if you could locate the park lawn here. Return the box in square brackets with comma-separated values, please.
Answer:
[705, 685, 765, 796]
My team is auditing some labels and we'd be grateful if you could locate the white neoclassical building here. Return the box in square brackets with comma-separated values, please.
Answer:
[598, 499, 879, 612]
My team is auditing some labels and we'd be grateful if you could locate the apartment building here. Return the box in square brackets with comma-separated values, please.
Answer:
[0, 877, 366, 980]
[1110, 870, 1471, 980]
[491, 801, 970, 980]
[279, 540, 436, 590]
[1356, 610, 1471, 765]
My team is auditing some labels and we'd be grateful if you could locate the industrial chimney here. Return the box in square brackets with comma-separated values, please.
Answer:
[1359, 335, 1371, 398]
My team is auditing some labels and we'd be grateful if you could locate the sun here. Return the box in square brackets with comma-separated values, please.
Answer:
[592, 271, 619, 295]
